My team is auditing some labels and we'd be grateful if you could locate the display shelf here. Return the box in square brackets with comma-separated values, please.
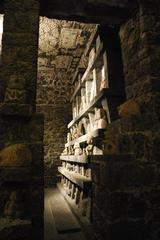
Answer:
[84, 25, 98, 57]
[58, 167, 91, 189]
[72, 68, 85, 85]
[57, 182, 91, 225]
[65, 129, 106, 147]
[68, 88, 122, 128]
[81, 43, 103, 83]
[59, 25, 127, 224]
[70, 43, 103, 102]
[89, 153, 135, 162]
[60, 155, 89, 163]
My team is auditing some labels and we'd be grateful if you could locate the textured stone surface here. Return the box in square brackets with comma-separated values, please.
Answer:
[92, 1, 160, 240]
[37, 105, 71, 186]
[0, 218, 31, 240]
[0, 112, 44, 240]
[37, 17, 95, 105]
[0, 0, 39, 106]
[0, 143, 32, 167]
[37, 18, 95, 186]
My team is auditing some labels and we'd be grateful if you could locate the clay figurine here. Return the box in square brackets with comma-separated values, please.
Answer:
[74, 142, 82, 156]
[86, 137, 94, 155]
[94, 108, 107, 130]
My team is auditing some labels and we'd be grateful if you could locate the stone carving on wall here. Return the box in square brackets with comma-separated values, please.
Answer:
[55, 55, 73, 69]
[5, 75, 26, 103]
[4, 191, 24, 219]
[0, 144, 32, 167]
[5, 89, 26, 103]
[117, 99, 141, 118]
[60, 28, 81, 49]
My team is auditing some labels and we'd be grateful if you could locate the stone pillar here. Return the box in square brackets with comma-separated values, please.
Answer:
[92, 1, 160, 240]
[0, 1, 44, 240]
[1, 0, 39, 110]
[101, 1, 160, 240]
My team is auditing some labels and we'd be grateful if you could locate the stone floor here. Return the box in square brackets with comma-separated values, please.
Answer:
[44, 187, 87, 240]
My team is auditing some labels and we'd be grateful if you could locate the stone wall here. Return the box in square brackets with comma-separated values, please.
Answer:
[37, 17, 94, 186]
[1, 0, 39, 106]
[0, 1, 44, 240]
[36, 104, 71, 186]
[92, 1, 160, 240]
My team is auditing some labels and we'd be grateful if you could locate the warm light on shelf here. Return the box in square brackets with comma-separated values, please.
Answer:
[0, 14, 4, 59]
[0, 14, 4, 34]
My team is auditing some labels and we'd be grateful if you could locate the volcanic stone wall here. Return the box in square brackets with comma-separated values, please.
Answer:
[36, 18, 94, 186]
[36, 104, 71, 187]
[0, 1, 44, 240]
[91, 1, 160, 240]
[36, 18, 73, 186]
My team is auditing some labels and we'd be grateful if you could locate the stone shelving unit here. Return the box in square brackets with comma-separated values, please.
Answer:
[60, 155, 89, 163]
[65, 128, 106, 147]
[58, 25, 126, 222]
[68, 88, 124, 127]
[58, 167, 91, 189]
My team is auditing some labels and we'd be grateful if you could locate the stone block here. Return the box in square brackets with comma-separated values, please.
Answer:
[2, 45, 38, 64]
[29, 143, 44, 177]
[92, 158, 157, 191]
[4, 10, 39, 34]
[0, 103, 33, 117]
[146, 134, 160, 162]
[0, 167, 31, 183]
[111, 219, 149, 240]
[0, 112, 43, 141]
[0, 143, 32, 167]
[2, 33, 38, 46]
[118, 133, 133, 153]
[0, 219, 31, 240]
[109, 191, 132, 220]
[4, 0, 39, 11]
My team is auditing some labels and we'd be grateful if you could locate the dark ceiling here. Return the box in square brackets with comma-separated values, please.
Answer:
[39, 0, 129, 25]
[0, 0, 131, 25]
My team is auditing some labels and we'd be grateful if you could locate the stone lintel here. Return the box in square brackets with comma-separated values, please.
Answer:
[40, 0, 130, 26]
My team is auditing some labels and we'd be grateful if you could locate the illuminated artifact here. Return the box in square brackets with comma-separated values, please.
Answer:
[94, 108, 107, 130]
[62, 147, 68, 156]
[67, 132, 72, 142]
[77, 121, 85, 137]
[74, 142, 82, 156]
[86, 137, 94, 155]
[93, 146, 103, 155]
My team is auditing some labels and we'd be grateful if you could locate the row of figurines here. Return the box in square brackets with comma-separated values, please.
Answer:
[62, 141, 104, 156]
[62, 161, 91, 179]
[73, 68, 108, 119]
[61, 177, 91, 217]
[68, 107, 108, 142]
[73, 47, 108, 119]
